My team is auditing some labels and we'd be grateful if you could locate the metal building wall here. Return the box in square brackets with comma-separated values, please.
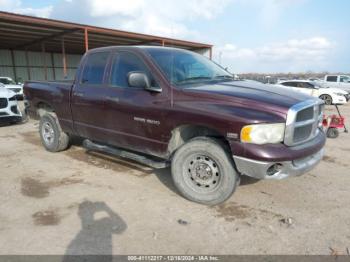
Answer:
[0, 49, 81, 82]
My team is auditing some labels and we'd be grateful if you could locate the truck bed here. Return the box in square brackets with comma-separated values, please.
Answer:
[24, 80, 75, 132]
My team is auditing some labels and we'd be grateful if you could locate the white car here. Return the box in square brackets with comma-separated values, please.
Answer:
[0, 86, 22, 123]
[277, 80, 348, 105]
[0, 77, 24, 100]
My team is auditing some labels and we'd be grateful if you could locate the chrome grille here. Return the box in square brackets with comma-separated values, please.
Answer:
[293, 124, 313, 143]
[0, 98, 8, 109]
[296, 107, 314, 122]
[284, 99, 324, 146]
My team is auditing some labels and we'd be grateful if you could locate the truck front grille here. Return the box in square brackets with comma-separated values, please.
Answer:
[284, 99, 324, 146]
[0, 98, 8, 109]
[293, 124, 313, 143]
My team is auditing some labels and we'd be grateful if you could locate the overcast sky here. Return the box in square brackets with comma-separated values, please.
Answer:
[1, 0, 349, 73]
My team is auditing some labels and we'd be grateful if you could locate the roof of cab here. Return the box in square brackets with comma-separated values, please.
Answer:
[86, 45, 190, 54]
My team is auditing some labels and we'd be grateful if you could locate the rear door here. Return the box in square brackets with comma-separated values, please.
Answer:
[71, 51, 111, 140]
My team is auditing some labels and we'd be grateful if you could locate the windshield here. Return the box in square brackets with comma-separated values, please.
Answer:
[0, 78, 16, 85]
[145, 48, 233, 86]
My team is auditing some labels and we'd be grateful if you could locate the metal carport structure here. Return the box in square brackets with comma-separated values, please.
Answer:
[0, 11, 213, 82]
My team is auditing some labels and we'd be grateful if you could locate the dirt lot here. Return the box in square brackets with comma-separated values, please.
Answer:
[0, 103, 349, 255]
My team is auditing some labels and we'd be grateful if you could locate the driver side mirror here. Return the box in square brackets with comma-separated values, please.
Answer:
[128, 72, 162, 93]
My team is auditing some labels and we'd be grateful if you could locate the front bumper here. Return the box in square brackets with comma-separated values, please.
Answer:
[233, 148, 324, 180]
[0, 100, 22, 119]
[333, 95, 347, 104]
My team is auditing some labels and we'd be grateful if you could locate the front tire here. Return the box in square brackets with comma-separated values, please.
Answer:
[39, 113, 70, 152]
[171, 137, 239, 205]
[327, 127, 339, 138]
[319, 94, 333, 105]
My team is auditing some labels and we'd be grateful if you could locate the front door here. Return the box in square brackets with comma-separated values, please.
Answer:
[100, 51, 170, 157]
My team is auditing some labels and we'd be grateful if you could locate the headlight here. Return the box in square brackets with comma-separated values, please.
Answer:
[241, 123, 285, 144]
[335, 93, 345, 96]
[8, 95, 17, 101]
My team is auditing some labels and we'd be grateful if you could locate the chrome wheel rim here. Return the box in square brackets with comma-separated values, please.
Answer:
[42, 122, 55, 145]
[321, 95, 332, 105]
[185, 155, 221, 191]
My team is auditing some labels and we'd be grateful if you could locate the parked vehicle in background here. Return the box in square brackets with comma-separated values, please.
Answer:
[278, 80, 348, 105]
[0, 77, 24, 100]
[319, 75, 350, 93]
[276, 78, 289, 84]
[24, 46, 326, 205]
[0, 85, 22, 123]
[308, 78, 321, 82]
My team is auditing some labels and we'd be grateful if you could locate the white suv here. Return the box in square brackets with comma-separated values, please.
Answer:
[0, 77, 24, 100]
[277, 80, 348, 105]
[0, 85, 22, 123]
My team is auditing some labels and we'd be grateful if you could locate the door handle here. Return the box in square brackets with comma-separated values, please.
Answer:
[74, 92, 84, 97]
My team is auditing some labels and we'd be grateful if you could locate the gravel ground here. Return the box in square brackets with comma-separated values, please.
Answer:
[0, 102, 349, 255]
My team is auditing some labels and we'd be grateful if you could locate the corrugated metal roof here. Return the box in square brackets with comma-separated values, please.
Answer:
[0, 11, 212, 54]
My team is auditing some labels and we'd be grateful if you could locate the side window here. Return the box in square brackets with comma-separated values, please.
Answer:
[326, 76, 337, 82]
[81, 52, 109, 85]
[298, 82, 312, 88]
[110, 52, 157, 88]
[339, 76, 349, 83]
[304, 82, 315, 89]
[283, 82, 297, 87]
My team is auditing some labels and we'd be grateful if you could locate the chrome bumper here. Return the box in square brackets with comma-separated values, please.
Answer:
[233, 149, 324, 180]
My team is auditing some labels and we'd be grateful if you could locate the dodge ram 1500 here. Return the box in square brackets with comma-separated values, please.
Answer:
[24, 46, 326, 205]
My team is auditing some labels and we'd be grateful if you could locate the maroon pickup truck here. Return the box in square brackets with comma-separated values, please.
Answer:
[24, 46, 326, 205]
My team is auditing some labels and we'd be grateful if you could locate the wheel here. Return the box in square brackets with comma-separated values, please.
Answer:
[326, 127, 339, 138]
[39, 113, 70, 152]
[171, 137, 239, 205]
[319, 94, 333, 105]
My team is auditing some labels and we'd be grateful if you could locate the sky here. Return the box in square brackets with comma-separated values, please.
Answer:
[0, 0, 349, 73]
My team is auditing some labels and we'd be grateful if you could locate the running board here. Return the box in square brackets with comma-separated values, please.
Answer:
[82, 139, 169, 169]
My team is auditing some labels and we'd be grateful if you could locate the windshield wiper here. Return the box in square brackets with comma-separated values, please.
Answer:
[214, 75, 235, 79]
[176, 76, 212, 84]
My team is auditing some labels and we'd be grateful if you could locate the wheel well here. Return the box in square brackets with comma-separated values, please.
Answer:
[167, 125, 231, 156]
[36, 102, 54, 117]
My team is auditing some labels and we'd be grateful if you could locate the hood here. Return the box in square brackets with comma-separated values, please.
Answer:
[0, 87, 16, 98]
[322, 87, 347, 94]
[4, 84, 23, 89]
[184, 80, 313, 111]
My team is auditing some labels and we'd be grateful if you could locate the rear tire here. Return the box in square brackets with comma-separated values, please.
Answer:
[327, 127, 339, 138]
[171, 137, 239, 205]
[39, 113, 69, 152]
[319, 94, 333, 105]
